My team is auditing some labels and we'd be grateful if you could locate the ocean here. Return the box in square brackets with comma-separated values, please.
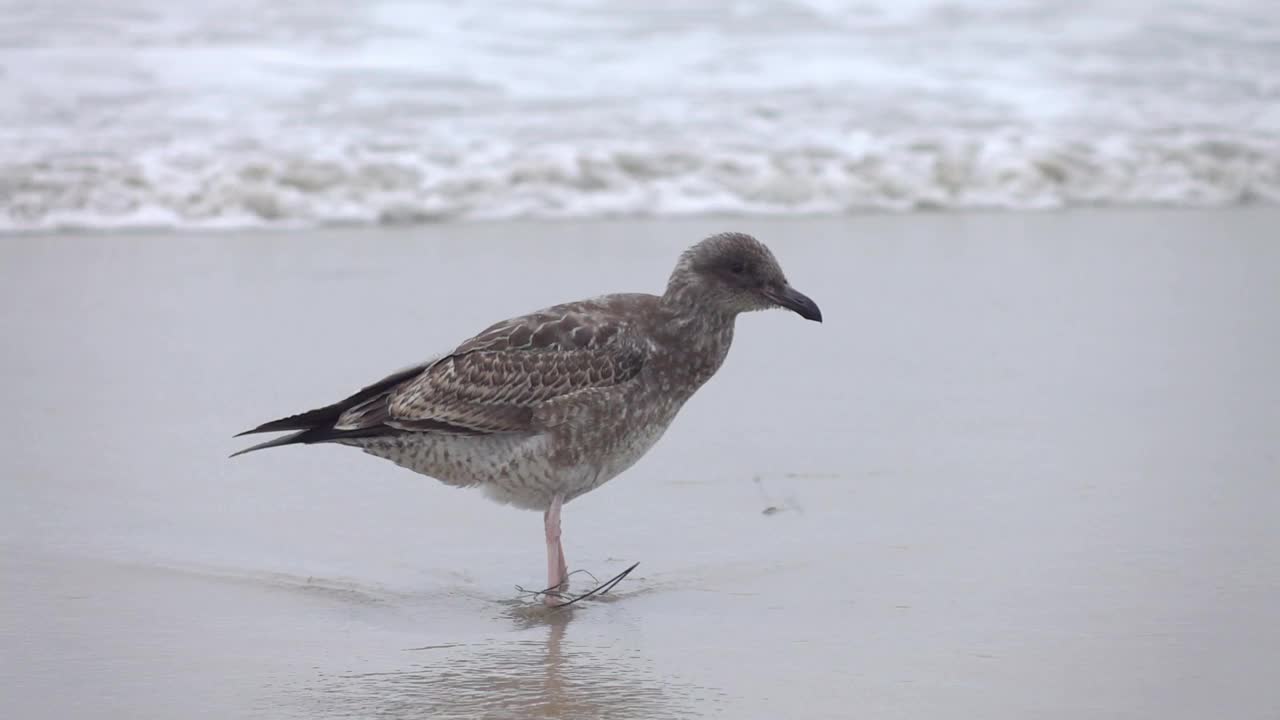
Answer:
[2, 0, 1278, 232]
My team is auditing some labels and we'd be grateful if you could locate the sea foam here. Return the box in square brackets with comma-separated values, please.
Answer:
[2, 0, 1278, 231]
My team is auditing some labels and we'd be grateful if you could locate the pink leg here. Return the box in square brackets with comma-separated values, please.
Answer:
[543, 494, 565, 605]
[557, 537, 568, 590]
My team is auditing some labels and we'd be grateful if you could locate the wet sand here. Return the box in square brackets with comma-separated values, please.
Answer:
[2, 209, 1278, 719]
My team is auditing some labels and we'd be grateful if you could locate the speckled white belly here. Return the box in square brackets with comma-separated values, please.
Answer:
[343, 411, 676, 512]
[584, 419, 673, 496]
[344, 433, 558, 510]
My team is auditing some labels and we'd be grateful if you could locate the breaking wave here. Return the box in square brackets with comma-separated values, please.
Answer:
[4, 129, 1277, 232]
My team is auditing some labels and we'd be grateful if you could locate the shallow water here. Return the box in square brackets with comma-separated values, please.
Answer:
[2, 210, 1279, 718]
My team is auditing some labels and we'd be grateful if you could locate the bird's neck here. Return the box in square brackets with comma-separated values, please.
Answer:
[653, 293, 736, 393]
[658, 283, 735, 337]
[660, 264, 732, 322]
[656, 261, 738, 389]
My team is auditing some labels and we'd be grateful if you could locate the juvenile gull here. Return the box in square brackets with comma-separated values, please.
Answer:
[233, 232, 821, 605]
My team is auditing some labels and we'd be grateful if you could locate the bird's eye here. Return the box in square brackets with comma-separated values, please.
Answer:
[729, 262, 747, 276]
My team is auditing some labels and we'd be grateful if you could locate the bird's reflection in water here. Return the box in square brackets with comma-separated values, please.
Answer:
[310, 601, 707, 719]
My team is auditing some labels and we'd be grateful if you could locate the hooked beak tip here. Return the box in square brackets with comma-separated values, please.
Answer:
[770, 285, 822, 323]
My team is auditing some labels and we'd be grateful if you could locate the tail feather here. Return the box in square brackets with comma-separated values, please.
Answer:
[229, 424, 397, 458]
[229, 430, 313, 458]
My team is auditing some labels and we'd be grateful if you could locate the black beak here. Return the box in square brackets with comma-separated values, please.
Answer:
[768, 285, 823, 322]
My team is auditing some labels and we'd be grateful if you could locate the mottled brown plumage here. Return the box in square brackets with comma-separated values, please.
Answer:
[233, 232, 821, 602]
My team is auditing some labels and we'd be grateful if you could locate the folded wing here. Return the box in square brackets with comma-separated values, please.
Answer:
[232, 295, 655, 456]
[335, 298, 650, 436]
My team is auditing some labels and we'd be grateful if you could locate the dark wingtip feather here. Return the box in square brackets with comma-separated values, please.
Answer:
[233, 423, 285, 438]
[233, 362, 430, 440]
[233, 408, 339, 437]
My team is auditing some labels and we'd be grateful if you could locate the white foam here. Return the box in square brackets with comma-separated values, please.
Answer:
[2, 0, 1278, 231]
[4, 128, 1278, 232]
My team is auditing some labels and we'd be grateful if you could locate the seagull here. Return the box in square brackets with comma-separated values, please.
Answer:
[233, 232, 822, 605]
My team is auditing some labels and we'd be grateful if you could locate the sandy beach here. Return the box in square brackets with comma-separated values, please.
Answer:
[2, 208, 1278, 719]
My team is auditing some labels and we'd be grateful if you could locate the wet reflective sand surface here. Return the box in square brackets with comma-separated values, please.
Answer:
[309, 605, 700, 719]
[3, 211, 1278, 718]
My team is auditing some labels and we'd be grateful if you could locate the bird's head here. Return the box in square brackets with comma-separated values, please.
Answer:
[666, 232, 822, 322]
